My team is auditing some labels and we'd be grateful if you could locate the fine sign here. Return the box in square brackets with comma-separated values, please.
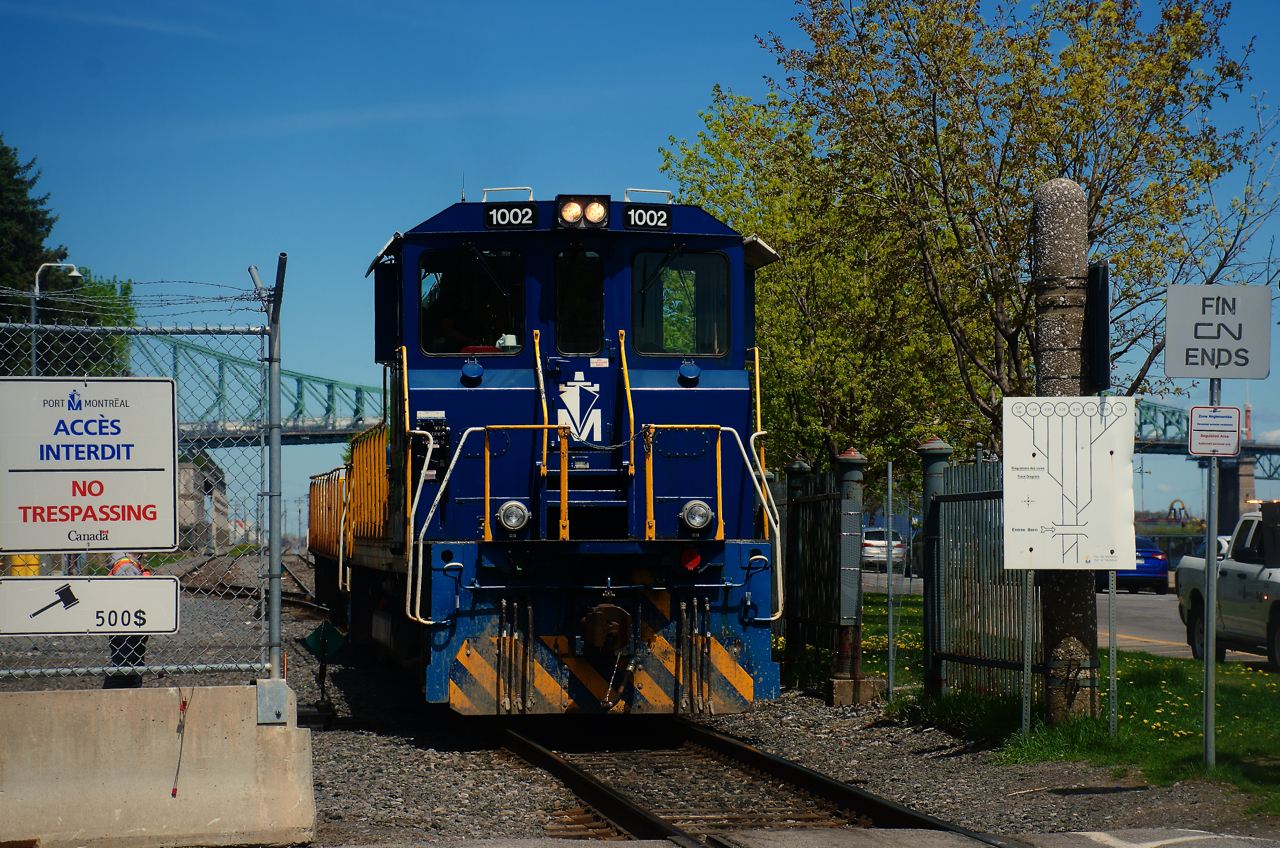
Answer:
[0, 378, 178, 553]
[0, 576, 180, 635]
[1164, 285, 1272, 379]
[1189, 406, 1241, 456]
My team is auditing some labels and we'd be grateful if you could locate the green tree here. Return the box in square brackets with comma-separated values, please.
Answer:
[759, 0, 1279, 445]
[0, 136, 136, 374]
[0, 133, 70, 322]
[663, 89, 984, 475]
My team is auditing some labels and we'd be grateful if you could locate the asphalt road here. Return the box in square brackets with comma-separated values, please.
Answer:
[863, 568, 1268, 664]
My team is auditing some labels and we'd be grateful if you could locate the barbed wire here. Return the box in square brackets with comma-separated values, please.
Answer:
[0, 280, 267, 321]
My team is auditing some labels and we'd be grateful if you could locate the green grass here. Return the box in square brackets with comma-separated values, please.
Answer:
[775, 593, 1280, 813]
[1001, 652, 1280, 814]
[774, 592, 923, 690]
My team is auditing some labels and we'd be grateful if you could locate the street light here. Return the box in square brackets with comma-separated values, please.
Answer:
[32, 262, 82, 375]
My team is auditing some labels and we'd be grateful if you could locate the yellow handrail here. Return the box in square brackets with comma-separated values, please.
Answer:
[401, 345, 413, 556]
[750, 346, 768, 540]
[481, 424, 571, 542]
[643, 424, 724, 541]
[619, 330, 635, 476]
[715, 430, 724, 541]
[533, 329, 549, 475]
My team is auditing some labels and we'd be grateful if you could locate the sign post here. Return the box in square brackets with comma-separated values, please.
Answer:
[0, 377, 178, 553]
[1164, 283, 1272, 768]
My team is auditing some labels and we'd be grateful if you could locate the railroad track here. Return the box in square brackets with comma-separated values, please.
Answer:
[504, 719, 1022, 847]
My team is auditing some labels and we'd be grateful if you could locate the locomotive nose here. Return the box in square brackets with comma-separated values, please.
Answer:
[579, 604, 632, 653]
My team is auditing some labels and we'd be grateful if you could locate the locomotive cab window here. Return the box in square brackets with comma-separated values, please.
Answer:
[631, 251, 728, 355]
[419, 248, 525, 355]
[555, 249, 604, 355]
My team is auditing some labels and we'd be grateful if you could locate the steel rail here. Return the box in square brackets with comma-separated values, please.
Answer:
[674, 719, 1027, 848]
[501, 728, 703, 848]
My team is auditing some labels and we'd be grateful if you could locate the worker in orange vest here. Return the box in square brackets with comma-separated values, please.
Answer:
[103, 551, 150, 689]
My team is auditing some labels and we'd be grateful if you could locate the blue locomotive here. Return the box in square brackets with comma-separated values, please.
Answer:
[309, 189, 781, 714]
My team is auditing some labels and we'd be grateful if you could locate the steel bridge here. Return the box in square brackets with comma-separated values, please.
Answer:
[140, 335, 383, 447]
[135, 337, 1280, 474]
[1134, 396, 1280, 480]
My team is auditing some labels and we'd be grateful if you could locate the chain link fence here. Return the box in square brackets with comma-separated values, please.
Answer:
[0, 323, 271, 686]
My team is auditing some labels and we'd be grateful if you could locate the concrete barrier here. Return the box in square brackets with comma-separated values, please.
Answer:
[0, 684, 314, 848]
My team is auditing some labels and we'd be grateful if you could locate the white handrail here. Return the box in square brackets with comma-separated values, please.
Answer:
[722, 427, 784, 621]
[404, 430, 436, 624]
[409, 427, 485, 625]
[748, 430, 781, 527]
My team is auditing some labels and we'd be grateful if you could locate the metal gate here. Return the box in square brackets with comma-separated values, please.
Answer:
[932, 460, 1041, 698]
[0, 323, 270, 684]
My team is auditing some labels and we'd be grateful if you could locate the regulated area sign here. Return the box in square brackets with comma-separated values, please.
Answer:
[1003, 397, 1137, 571]
[1164, 285, 1272, 379]
[1189, 406, 1241, 456]
[0, 576, 180, 635]
[0, 378, 178, 553]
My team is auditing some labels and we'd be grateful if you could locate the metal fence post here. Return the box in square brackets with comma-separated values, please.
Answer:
[267, 254, 287, 680]
[917, 436, 953, 698]
[834, 448, 866, 681]
[784, 459, 810, 669]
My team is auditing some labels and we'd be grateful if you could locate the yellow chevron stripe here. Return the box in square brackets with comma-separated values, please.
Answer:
[633, 667, 673, 710]
[641, 622, 677, 677]
[641, 588, 671, 621]
[456, 638, 498, 700]
[563, 657, 613, 706]
[532, 648, 566, 709]
[710, 637, 753, 702]
[449, 679, 481, 715]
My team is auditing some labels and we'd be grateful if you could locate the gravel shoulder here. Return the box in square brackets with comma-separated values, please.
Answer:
[699, 692, 1280, 843]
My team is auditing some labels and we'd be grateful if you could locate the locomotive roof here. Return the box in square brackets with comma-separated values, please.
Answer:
[405, 200, 740, 237]
[366, 201, 779, 276]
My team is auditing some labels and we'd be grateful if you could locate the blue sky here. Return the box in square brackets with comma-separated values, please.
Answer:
[2, 0, 1278, 521]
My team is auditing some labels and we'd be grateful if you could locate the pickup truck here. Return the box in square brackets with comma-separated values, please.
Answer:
[1176, 502, 1280, 667]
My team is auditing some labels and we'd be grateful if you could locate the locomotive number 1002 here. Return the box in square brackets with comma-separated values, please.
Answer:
[483, 202, 539, 230]
[623, 204, 672, 231]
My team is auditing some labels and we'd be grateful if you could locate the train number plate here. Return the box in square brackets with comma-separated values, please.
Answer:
[484, 202, 538, 230]
[621, 204, 671, 231]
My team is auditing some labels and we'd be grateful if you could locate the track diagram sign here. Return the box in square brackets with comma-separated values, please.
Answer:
[0, 378, 178, 553]
[1003, 397, 1136, 571]
[1189, 406, 1241, 456]
[0, 576, 180, 635]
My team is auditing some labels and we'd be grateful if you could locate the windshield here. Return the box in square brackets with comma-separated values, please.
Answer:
[556, 250, 603, 355]
[632, 251, 728, 355]
[419, 248, 525, 355]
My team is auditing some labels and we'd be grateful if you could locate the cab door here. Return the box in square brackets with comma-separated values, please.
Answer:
[545, 239, 627, 536]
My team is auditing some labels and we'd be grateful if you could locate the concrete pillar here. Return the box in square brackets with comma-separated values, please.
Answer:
[917, 436, 953, 698]
[1033, 177, 1098, 723]
[833, 447, 867, 680]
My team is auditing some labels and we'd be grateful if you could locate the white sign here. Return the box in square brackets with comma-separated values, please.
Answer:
[1189, 406, 1241, 456]
[1003, 397, 1137, 571]
[0, 378, 178, 553]
[0, 576, 180, 635]
[1164, 285, 1272, 379]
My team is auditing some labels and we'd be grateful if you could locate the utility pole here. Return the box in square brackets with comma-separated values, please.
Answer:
[1032, 178, 1098, 723]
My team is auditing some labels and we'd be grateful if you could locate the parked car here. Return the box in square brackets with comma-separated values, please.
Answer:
[861, 529, 907, 572]
[1095, 535, 1168, 594]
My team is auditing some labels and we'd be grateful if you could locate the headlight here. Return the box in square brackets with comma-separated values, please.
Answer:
[498, 500, 529, 531]
[584, 201, 607, 224]
[559, 201, 583, 224]
[680, 500, 713, 530]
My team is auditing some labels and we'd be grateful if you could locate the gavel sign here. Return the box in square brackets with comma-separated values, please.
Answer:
[29, 584, 80, 618]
